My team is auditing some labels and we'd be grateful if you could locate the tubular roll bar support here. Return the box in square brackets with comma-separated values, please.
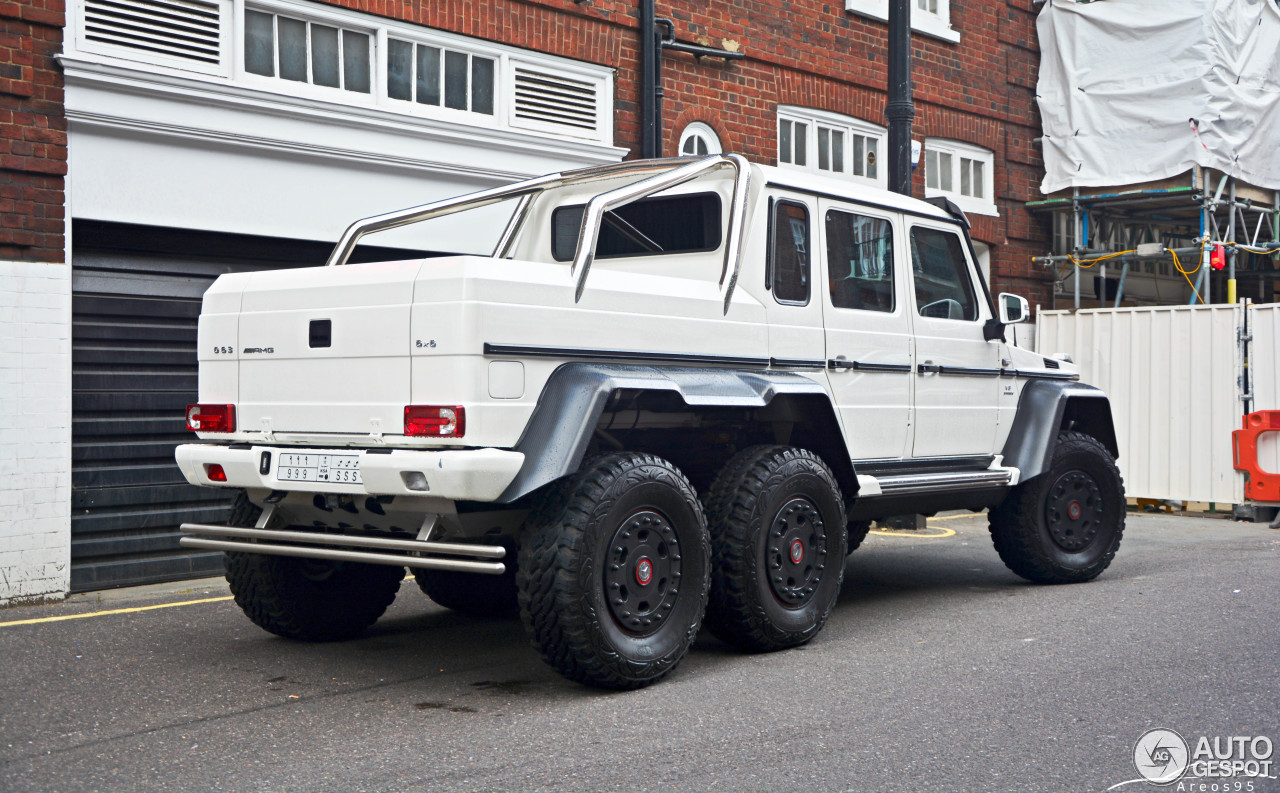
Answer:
[325, 154, 752, 314]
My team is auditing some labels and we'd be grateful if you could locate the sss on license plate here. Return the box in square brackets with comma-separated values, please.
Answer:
[276, 453, 362, 484]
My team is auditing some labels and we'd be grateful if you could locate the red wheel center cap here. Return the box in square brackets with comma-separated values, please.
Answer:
[790, 540, 804, 564]
[635, 558, 653, 586]
[1068, 501, 1082, 520]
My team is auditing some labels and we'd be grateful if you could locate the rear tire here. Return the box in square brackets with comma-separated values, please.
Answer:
[517, 453, 711, 690]
[223, 493, 403, 641]
[703, 446, 847, 652]
[989, 431, 1125, 583]
[415, 539, 518, 618]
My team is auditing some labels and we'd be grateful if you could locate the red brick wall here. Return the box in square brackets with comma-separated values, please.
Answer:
[321, 0, 1053, 303]
[0, 0, 65, 263]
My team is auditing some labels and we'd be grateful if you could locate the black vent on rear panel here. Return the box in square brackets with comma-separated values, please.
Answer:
[1043, 357, 1060, 369]
[310, 319, 332, 348]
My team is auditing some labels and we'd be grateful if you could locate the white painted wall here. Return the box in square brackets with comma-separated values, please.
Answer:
[0, 261, 72, 605]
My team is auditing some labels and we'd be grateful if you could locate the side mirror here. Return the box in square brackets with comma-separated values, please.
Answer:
[998, 293, 1029, 325]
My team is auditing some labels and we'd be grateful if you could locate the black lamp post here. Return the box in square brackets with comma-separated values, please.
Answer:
[886, 0, 915, 196]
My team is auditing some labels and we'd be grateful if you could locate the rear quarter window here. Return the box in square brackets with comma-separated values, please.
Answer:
[551, 192, 722, 262]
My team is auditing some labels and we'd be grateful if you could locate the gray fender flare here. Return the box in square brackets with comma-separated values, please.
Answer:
[1001, 380, 1120, 482]
[496, 362, 853, 502]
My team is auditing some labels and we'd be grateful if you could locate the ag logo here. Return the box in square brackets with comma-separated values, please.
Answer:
[1133, 728, 1190, 785]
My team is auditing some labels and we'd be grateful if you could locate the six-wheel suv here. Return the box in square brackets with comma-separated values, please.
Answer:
[177, 155, 1124, 689]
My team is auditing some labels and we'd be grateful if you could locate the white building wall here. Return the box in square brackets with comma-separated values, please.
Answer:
[0, 261, 72, 605]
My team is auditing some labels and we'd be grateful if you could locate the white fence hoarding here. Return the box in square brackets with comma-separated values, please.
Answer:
[1035, 304, 1276, 505]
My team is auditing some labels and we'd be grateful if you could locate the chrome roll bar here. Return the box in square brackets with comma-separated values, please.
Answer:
[325, 154, 752, 314]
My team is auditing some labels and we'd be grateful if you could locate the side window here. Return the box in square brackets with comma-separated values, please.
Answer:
[770, 200, 810, 305]
[825, 209, 894, 313]
[910, 226, 977, 321]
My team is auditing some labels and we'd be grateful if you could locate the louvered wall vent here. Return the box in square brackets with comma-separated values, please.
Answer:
[84, 0, 222, 65]
[513, 68, 598, 132]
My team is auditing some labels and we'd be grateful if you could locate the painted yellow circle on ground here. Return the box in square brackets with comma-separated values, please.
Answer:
[868, 526, 957, 539]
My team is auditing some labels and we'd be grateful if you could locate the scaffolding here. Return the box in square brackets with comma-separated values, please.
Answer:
[1027, 169, 1280, 310]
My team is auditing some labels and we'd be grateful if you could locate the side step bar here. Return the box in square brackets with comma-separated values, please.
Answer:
[179, 523, 506, 575]
[873, 469, 1013, 496]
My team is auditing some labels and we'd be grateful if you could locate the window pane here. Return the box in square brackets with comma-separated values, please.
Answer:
[551, 193, 722, 262]
[310, 24, 340, 88]
[960, 158, 972, 196]
[277, 17, 307, 83]
[818, 127, 830, 171]
[244, 10, 275, 77]
[471, 56, 495, 114]
[831, 130, 844, 172]
[910, 227, 976, 321]
[444, 50, 468, 110]
[866, 137, 878, 179]
[342, 31, 370, 92]
[794, 122, 807, 166]
[973, 160, 985, 198]
[771, 201, 810, 304]
[826, 210, 894, 312]
[853, 135, 864, 177]
[387, 39, 412, 101]
[682, 136, 697, 155]
[925, 150, 939, 189]
[939, 152, 953, 191]
[779, 120, 792, 164]
[416, 45, 441, 105]
[696, 137, 708, 155]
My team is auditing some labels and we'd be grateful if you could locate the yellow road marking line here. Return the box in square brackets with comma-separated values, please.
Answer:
[869, 526, 957, 539]
[0, 595, 234, 628]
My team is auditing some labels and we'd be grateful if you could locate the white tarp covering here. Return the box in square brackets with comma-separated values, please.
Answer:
[1037, 0, 1280, 194]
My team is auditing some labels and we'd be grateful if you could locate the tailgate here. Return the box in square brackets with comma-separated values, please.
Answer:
[233, 260, 423, 436]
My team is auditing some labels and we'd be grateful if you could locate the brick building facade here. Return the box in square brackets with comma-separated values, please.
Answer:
[1, 0, 1051, 602]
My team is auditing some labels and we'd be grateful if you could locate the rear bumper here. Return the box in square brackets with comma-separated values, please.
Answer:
[175, 444, 524, 502]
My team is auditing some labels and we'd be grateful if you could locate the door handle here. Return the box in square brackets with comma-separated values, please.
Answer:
[918, 360, 941, 375]
[828, 356, 853, 372]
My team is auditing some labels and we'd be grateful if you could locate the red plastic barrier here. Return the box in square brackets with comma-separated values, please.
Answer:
[1232, 410, 1280, 502]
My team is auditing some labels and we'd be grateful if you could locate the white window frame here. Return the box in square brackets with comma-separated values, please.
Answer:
[842, 0, 959, 44]
[777, 106, 886, 188]
[238, 3, 379, 105]
[924, 138, 997, 217]
[678, 122, 722, 157]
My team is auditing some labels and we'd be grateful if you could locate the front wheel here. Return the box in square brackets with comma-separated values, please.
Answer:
[517, 453, 711, 690]
[988, 431, 1125, 583]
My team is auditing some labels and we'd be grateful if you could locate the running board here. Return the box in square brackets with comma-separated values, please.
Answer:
[872, 469, 1013, 496]
[178, 523, 506, 575]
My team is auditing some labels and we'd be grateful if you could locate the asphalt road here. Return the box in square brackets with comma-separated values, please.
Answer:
[2, 511, 1277, 793]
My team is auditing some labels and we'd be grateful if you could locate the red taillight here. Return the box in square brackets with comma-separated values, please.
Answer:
[404, 405, 465, 437]
[186, 404, 236, 433]
[205, 463, 227, 482]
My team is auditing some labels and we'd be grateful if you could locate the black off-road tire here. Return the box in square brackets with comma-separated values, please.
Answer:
[516, 453, 711, 690]
[988, 431, 1125, 584]
[846, 520, 873, 553]
[223, 493, 403, 641]
[702, 446, 848, 652]
[415, 539, 518, 619]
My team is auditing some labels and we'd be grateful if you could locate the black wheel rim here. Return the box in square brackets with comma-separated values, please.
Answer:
[1045, 469, 1105, 552]
[766, 496, 827, 608]
[603, 509, 681, 636]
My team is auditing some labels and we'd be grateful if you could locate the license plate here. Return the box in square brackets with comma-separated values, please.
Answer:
[276, 453, 363, 484]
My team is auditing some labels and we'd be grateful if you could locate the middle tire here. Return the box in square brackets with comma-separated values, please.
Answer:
[703, 445, 848, 652]
[517, 452, 711, 690]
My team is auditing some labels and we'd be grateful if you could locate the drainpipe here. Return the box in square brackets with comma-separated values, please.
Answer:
[640, 0, 659, 158]
[886, 0, 914, 197]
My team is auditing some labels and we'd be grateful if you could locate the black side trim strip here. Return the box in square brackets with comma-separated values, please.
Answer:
[483, 343, 771, 369]
[770, 357, 827, 370]
[1014, 370, 1080, 381]
[831, 359, 912, 373]
[937, 365, 1003, 377]
[766, 181, 964, 226]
